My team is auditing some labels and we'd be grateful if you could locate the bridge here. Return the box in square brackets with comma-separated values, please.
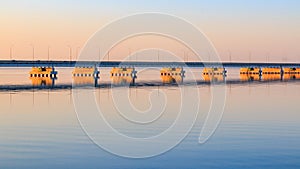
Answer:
[1, 59, 300, 90]
[1, 60, 300, 68]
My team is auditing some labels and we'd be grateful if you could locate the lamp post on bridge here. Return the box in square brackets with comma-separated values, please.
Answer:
[67, 45, 72, 62]
[107, 51, 110, 61]
[249, 51, 252, 64]
[183, 50, 191, 62]
[30, 44, 35, 61]
[76, 47, 80, 61]
[187, 52, 189, 62]
[48, 46, 50, 61]
[266, 52, 270, 63]
[128, 48, 131, 61]
[228, 50, 232, 63]
[98, 48, 100, 61]
[157, 50, 160, 62]
[10, 44, 14, 60]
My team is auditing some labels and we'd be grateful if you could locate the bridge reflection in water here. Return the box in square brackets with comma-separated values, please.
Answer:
[2, 74, 300, 91]
[72, 66, 99, 87]
[72, 76, 99, 87]
[240, 74, 261, 82]
[30, 76, 56, 87]
[110, 76, 136, 85]
[202, 74, 226, 83]
[283, 74, 300, 81]
[240, 73, 300, 82]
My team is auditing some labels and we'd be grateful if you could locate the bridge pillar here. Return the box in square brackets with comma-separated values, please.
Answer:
[280, 66, 284, 81]
[50, 66, 57, 78]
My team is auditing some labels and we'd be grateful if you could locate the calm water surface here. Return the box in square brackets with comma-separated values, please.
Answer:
[0, 68, 300, 169]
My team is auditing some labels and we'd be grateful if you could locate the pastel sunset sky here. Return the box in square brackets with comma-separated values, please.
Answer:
[0, 0, 299, 62]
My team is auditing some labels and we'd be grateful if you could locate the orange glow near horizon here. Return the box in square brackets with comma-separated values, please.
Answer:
[0, 1, 299, 62]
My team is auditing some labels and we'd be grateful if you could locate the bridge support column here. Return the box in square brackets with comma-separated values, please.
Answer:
[280, 66, 284, 81]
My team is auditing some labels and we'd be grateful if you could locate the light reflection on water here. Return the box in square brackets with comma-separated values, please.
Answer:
[0, 68, 300, 168]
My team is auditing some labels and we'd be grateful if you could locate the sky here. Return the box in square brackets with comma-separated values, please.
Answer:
[0, 0, 299, 62]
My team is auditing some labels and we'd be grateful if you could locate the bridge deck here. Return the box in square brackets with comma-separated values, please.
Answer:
[1, 60, 300, 68]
